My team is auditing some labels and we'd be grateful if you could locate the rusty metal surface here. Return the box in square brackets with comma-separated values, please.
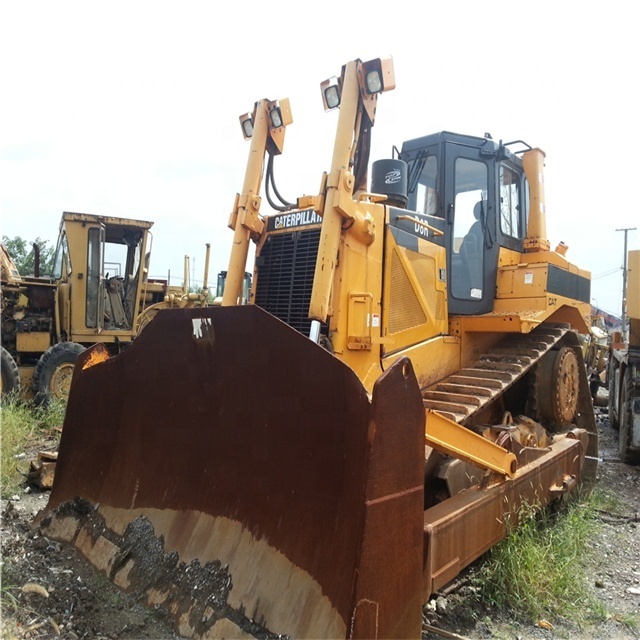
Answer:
[26, 283, 56, 308]
[352, 358, 425, 639]
[423, 433, 586, 597]
[43, 305, 425, 639]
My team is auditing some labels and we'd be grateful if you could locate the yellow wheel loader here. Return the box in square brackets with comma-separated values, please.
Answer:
[38, 58, 598, 639]
[1, 214, 210, 403]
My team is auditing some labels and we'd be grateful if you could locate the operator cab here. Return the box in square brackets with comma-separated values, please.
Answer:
[399, 131, 530, 315]
[50, 213, 152, 334]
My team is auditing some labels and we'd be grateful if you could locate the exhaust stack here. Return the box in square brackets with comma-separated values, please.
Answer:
[522, 148, 551, 252]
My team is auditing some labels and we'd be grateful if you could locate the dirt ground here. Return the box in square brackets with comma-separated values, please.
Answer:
[1, 496, 180, 639]
[1, 398, 639, 640]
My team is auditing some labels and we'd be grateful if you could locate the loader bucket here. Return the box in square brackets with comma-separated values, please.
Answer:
[38, 306, 426, 639]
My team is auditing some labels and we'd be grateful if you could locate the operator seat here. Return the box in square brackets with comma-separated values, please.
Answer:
[459, 200, 485, 295]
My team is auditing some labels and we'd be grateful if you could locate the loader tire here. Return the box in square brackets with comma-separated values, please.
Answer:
[33, 342, 86, 405]
[619, 368, 640, 464]
[1, 347, 20, 398]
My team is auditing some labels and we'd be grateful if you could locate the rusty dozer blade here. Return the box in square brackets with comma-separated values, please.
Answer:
[37, 306, 426, 639]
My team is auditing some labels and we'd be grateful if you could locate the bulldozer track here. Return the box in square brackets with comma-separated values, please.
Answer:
[423, 323, 575, 425]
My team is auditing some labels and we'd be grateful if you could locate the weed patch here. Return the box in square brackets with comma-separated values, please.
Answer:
[472, 496, 603, 626]
[0, 397, 65, 497]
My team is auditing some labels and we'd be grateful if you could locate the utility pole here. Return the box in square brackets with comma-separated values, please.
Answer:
[616, 227, 637, 343]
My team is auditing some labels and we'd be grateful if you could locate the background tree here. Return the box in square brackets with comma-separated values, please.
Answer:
[2, 236, 55, 276]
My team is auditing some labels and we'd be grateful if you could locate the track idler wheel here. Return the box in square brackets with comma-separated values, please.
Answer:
[537, 346, 580, 429]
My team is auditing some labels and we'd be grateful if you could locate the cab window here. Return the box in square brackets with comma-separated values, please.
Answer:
[500, 165, 521, 239]
[51, 233, 70, 280]
[410, 155, 439, 216]
[450, 157, 488, 300]
[86, 227, 103, 328]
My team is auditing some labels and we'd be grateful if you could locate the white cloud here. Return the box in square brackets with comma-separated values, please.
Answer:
[1, 1, 637, 314]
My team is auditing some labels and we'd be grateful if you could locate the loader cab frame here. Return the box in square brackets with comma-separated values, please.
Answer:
[401, 131, 529, 315]
[51, 212, 153, 341]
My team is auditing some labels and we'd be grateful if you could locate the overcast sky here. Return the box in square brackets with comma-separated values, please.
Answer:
[2, 1, 638, 316]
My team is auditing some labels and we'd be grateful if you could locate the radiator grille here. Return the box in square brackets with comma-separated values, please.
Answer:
[405, 251, 446, 321]
[254, 229, 321, 336]
[389, 249, 427, 333]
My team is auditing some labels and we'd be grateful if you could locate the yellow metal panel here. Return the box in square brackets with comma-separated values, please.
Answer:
[328, 201, 385, 392]
[450, 312, 545, 335]
[497, 263, 548, 299]
[347, 292, 373, 350]
[381, 228, 448, 356]
[382, 335, 461, 390]
[628, 250, 640, 321]
[58, 282, 71, 339]
[16, 332, 51, 353]
[523, 250, 591, 278]
[451, 299, 589, 336]
[498, 247, 522, 268]
[64, 219, 97, 338]
[498, 246, 590, 279]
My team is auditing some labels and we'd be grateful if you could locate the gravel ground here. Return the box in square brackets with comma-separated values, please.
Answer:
[1, 494, 180, 639]
[1, 398, 639, 640]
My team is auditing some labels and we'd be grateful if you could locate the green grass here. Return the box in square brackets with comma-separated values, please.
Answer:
[0, 395, 65, 498]
[470, 490, 640, 632]
[472, 494, 604, 626]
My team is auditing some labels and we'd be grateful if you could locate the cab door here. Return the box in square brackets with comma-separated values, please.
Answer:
[444, 143, 499, 315]
[85, 224, 106, 331]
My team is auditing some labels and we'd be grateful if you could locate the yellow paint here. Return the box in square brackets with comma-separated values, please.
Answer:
[16, 331, 51, 352]
[426, 410, 517, 477]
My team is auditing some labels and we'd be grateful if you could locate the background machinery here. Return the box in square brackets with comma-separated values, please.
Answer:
[608, 249, 640, 463]
[1, 212, 209, 403]
[39, 58, 598, 639]
[582, 314, 610, 404]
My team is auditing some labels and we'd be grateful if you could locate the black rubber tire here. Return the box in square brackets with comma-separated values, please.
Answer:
[33, 342, 86, 405]
[1, 346, 20, 397]
[619, 367, 640, 464]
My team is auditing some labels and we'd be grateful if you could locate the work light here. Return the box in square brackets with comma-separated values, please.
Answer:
[269, 106, 283, 129]
[239, 113, 254, 139]
[321, 78, 341, 111]
[361, 57, 395, 95]
[365, 70, 382, 94]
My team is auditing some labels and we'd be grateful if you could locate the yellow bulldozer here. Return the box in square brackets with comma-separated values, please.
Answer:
[38, 58, 598, 639]
[1, 212, 209, 403]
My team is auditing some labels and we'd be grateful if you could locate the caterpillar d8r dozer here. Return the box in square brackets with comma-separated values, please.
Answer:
[38, 57, 598, 639]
